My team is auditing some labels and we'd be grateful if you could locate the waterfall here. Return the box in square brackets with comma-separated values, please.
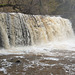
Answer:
[0, 13, 74, 48]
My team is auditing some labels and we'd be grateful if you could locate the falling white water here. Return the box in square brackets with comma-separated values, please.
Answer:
[0, 13, 75, 55]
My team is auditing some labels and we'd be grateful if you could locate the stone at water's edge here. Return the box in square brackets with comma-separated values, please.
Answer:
[0, 13, 74, 48]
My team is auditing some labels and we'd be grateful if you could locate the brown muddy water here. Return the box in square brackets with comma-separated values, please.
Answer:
[0, 50, 75, 75]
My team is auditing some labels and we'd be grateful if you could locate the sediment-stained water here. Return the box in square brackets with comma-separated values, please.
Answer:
[0, 50, 75, 75]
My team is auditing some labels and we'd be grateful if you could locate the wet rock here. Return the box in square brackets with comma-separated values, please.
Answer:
[10, 58, 14, 61]
[9, 57, 21, 64]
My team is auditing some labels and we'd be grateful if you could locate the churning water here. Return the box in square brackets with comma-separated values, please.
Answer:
[0, 13, 75, 75]
[0, 13, 75, 54]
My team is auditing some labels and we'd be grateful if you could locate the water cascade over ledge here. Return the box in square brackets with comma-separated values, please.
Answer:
[0, 13, 74, 49]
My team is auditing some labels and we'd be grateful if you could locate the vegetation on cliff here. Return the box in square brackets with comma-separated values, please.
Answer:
[0, 0, 61, 14]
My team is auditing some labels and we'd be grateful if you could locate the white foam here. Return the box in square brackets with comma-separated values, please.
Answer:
[0, 38, 75, 56]
[43, 57, 59, 61]
[0, 67, 7, 74]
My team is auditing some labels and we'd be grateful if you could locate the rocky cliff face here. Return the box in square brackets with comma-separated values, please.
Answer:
[0, 0, 75, 30]
[0, 0, 74, 15]
[0, 0, 61, 14]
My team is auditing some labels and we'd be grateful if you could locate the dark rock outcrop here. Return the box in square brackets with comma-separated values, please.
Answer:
[0, 0, 74, 15]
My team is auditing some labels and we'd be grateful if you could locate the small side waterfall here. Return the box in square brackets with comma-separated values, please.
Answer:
[0, 22, 10, 49]
[0, 13, 74, 48]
